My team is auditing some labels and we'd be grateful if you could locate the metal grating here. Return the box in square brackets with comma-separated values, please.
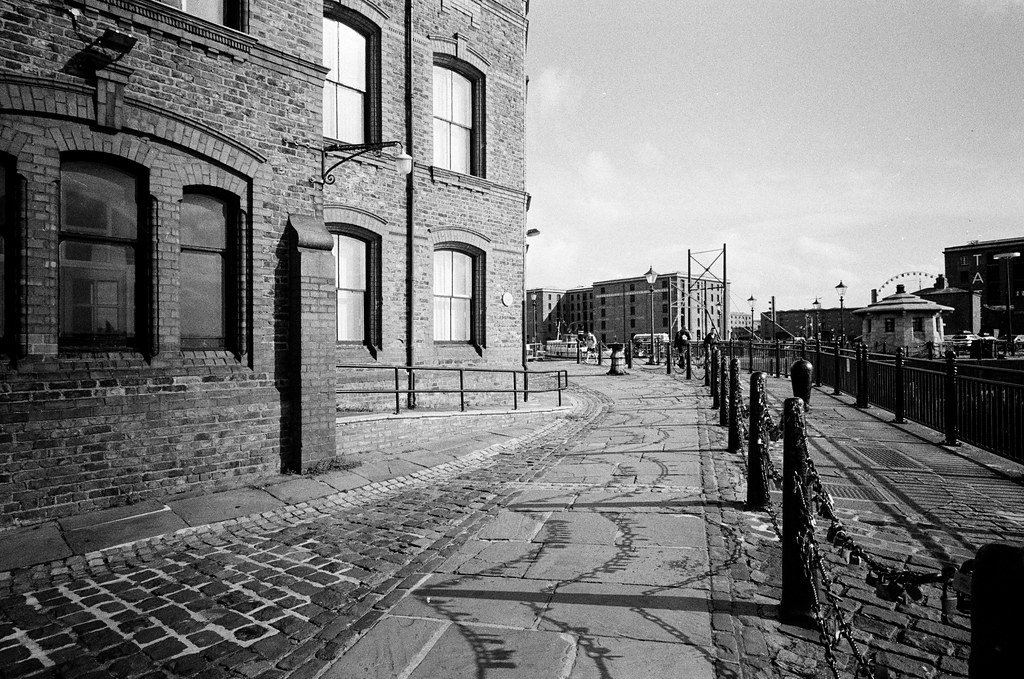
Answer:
[851, 445, 923, 469]
[822, 482, 890, 503]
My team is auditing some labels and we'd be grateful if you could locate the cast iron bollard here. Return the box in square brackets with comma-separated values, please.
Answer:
[943, 350, 959, 446]
[607, 343, 626, 376]
[666, 342, 672, 375]
[719, 354, 728, 427]
[685, 344, 692, 380]
[746, 372, 769, 510]
[969, 542, 1024, 678]
[710, 347, 720, 410]
[728, 358, 741, 453]
[781, 397, 819, 625]
[626, 341, 633, 369]
[893, 347, 906, 424]
[832, 342, 842, 395]
[791, 359, 813, 411]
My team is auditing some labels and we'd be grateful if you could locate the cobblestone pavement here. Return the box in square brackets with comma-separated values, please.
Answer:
[2, 362, 1023, 678]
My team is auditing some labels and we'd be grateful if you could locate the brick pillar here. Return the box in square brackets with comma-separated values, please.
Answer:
[286, 215, 335, 472]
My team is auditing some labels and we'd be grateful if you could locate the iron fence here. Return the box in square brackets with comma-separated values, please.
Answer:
[722, 341, 1024, 464]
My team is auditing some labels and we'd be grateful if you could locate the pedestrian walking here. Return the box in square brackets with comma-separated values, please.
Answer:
[585, 331, 598, 363]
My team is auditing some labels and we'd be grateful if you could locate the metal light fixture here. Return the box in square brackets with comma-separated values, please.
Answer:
[836, 281, 848, 346]
[315, 141, 412, 186]
[993, 252, 1020, 355]
[645, 266, 658, 364]
[97, 28, 138, 54]
[748, 295, 756, 340]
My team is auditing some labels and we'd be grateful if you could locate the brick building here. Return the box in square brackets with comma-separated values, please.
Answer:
[943, 237, 1024, 338]
[525, 287, 564, 344]
[0, 0, 529, 526]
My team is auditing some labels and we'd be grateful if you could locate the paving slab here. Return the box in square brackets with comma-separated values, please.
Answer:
[476, 509, 546, 541]
[525, 544, 709, 587]
[407, 623, 576, 679]
[437, 539, 543, 578]
[539, 582, 712, 646]
[166, 488, 283, 527]
[533, 511, 619, 545]
[391, 574, 555, 627]
[571, 489, 704, 513]
[0, 523, 71, 571]
[62, 506, 188, 554]
[507, 489, 578, 512]
[613, 514, 706, 549]
[567, 636, 716, 679]
[261, 477, 337, 504]
[57, 499, 167, 531]
[322, 615, 448, 679]
[317, 470, 372, 491]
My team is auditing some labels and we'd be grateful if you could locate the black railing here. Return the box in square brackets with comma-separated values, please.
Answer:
[336, 364, 569, 415]
[725, 341, 1024, 464]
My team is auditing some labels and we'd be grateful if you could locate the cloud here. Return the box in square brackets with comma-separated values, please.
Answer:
[528, 67, 582, 118]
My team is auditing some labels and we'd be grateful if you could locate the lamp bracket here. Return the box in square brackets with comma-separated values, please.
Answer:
[316, 141, 404, 186]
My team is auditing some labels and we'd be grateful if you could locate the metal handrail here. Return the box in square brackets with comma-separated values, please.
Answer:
[336, 363, 569, 415]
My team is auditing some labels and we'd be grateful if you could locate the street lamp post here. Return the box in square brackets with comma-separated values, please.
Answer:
[645, 266, 658, 365]
[812, 298, 821, 343]
[522, 229, 540, 400]
[531, 293, 538, 344]
[835, 281, 848, 347]
[993, 252, 1020, 355]
[748, 295, 756, 341]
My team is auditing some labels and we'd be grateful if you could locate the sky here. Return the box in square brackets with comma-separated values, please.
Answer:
[523, 0, 1024, 313]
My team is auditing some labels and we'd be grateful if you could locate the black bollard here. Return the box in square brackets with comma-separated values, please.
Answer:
[781, 397, 819, 625]
[893, 347, 906, 424]
[970, 543, 1024, 678]
[746, 372, 769, 510]
[791, 359, 813, 411]
[626, 341, 633, 370]
[719, 354, 728, 427]
[685, 344, 692, 380]
[666, 342, 673, 375]
[728, 358, 741, 453]
[710, 348, 720, 409]
[943, 350, 959, 446]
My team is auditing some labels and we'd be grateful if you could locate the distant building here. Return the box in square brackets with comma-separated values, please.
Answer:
[526, 288, 565, 344]
[914, 275, 981, 335]
[944, 237, 1024, 338]
[853, 285, 953, 354]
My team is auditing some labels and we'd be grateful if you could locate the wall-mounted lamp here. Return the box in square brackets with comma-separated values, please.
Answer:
[314, 141, 412, 186]
[98, 28, 138, 54]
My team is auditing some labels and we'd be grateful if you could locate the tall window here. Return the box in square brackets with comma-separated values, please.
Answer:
[60, 159, 145, 348]
[433, 60, 483, 175]
[323, 12, 379, 143]
[333, 233, 367, 342]
[158, 1, 242, 29]
[181, 191, 235, 349]
[434, 249, 474, 341]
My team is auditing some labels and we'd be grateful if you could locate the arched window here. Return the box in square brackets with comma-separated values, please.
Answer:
[433, 57, 485, 176]
[59, 158, 147, 350]
[331, 226, 381, 347]
[433, 246, 484, 343]
[181, 190, 237, 349]
[323, 8, 380, 143]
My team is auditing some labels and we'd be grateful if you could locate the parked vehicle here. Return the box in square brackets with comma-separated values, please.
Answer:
[949, 333, 980, 347]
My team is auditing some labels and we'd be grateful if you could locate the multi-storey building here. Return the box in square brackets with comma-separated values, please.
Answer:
[0, 0, 529, 526]
[525, 287, 563, 344]
[944, 237, 1024, 338]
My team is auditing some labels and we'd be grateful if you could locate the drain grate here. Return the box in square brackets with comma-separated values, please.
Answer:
[851, 445, 922, 469]
[822, 482, 889, 502]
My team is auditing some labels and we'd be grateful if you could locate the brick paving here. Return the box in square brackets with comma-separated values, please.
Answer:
[2, 361, 1023, 678]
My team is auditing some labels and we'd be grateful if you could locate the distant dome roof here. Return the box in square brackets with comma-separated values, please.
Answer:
[852, 284, 954, 316]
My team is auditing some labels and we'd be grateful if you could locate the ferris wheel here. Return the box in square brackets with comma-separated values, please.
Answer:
[877, 271, 940, 296]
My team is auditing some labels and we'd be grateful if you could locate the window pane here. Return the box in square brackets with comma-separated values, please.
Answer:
[59, 240, 135, 338]
[181, 250, 224, 338]
[434, 296, 451, 341]
[336, 23, 366, 90]
[433, 119, 450, 169]
[451, 297, 470, 340]
[323, 17, 339, 80]
[337, 289, 364, 341]
[452, 251, 472, 297]
[450, 124, 471, 175]
[184, 0, 224, 24]
[323, 83, 338, 139]
[335, 87, 365, 144]
[451, 71, 472, 126]
[333, 235, 365, 291]
[433, 66, 451, 118]
[433, 250, 452, 295]
[61, 161, 137, 239]
[181, 193, 227, 249]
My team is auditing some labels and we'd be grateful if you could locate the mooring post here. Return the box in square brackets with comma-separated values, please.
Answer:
[781, 397, 818, 625]
[970, 543, 1024, 678]
[728, 358, 741, 453]
[791, 359, 813, 411]
[746, 372, 769, 510]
